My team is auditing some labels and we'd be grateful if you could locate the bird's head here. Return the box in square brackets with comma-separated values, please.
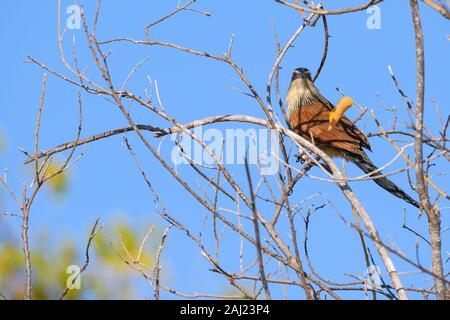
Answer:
[289, 67, 316, 93]
[291, 67, 312, 82]
[286, 67, 319, 110]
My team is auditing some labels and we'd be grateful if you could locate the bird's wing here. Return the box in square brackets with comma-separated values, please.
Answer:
[317, 95, 371, 151]
[291, 100, 371, 154]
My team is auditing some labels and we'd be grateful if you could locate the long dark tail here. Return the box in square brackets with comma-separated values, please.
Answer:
[347, 152, 419, 208]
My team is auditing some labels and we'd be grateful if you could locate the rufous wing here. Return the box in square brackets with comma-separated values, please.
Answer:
[290, 100, 371, 154]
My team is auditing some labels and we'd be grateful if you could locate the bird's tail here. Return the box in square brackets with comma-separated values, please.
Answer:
[347, 152, 419, 208]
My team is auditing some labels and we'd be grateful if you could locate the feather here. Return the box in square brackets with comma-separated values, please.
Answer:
[346, 152, 419, 208]
[286, 74, 418, 207]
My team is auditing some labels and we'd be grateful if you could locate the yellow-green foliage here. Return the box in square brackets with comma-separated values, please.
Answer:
[0, 220, 160, 300]
[45, 162, 68, 195]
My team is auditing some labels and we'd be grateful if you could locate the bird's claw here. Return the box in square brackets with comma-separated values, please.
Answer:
[295, 152, 307, 164]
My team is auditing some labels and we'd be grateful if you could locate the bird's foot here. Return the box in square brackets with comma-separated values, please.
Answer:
[295, 152, 308, 164]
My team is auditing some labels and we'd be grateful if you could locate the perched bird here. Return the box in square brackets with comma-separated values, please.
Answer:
[286, 67, 419, 208]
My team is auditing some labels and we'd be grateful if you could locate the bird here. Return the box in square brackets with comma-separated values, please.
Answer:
[286, 67, 419, 208]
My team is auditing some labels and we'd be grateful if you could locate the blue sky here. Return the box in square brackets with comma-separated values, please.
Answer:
[0, 0, 449, 299]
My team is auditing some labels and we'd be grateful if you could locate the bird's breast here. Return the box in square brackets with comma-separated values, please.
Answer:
[286, 80, 318, 121]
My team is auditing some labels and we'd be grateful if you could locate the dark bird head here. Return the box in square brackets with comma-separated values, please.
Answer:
[291, 67, 312, 82]
[286, 67, 319, 111]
